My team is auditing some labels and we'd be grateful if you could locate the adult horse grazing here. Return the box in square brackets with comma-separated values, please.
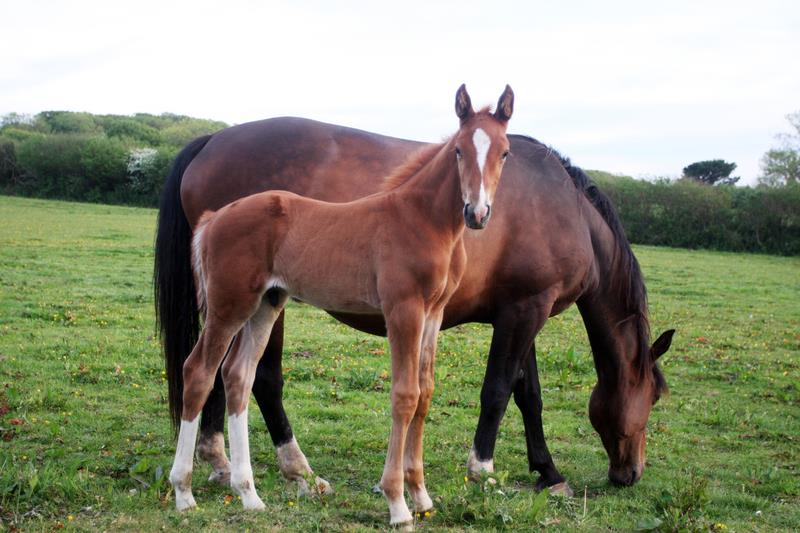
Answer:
[168, 85, 515, 525]
[156, 95, 675, 497]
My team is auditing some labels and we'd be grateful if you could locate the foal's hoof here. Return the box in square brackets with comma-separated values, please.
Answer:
[392, 521, 414, 532]
[207, 469, 231, 486]
[175, 494, 197, 512]
[241, 494, 266, 511]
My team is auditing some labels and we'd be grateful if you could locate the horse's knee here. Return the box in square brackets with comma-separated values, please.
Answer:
[392, 387, 421, 421]
[480, 384, 512, 414]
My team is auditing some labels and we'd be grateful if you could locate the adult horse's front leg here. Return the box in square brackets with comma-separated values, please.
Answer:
[381, 300, 424, 527]
[469, 302, 557, 487]
[513, 342, 571, 495]
[402, 311, 442, 515]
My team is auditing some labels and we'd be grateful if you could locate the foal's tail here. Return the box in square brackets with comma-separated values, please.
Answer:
[154, 134, 213, 432]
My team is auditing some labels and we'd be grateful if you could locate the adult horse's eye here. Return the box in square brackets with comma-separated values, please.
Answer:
[501, 151, 509, 161]
[455, 147, 462, 159]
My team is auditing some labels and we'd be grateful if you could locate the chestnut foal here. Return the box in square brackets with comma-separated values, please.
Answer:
[169, 85, 514, 525]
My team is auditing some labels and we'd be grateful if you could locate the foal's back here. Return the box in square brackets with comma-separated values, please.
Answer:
[196, 187, 449, 320]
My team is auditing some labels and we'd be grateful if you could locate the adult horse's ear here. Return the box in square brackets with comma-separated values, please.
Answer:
[494, 84, 514, 122]
[651, 329, 675, 360]
[455, 84, 474, 123]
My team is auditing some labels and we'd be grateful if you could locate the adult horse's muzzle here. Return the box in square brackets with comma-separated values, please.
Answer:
[464, 203, 491, 229]
[608, 462, 644, 486]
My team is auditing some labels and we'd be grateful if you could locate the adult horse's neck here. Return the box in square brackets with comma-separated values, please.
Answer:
[576, 209, 652, 389]
[385, 140, 465, 236]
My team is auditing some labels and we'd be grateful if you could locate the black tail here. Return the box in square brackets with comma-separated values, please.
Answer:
[154, 134, 213, 431]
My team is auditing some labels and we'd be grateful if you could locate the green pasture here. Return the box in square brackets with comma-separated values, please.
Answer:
[0, 195, 798, 531]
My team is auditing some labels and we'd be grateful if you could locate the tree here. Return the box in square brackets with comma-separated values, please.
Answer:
[682, 159, 739, 186]
[759, 111, 800, 187]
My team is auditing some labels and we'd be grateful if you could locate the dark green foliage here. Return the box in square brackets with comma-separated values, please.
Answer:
[590, 173, 800, 255]
[0, 110, 226, 206]
[683, 159, 739, 186]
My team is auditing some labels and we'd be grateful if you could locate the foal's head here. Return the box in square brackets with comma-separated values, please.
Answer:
[453, 84, 514, 229]
[589, 329, 674, 486]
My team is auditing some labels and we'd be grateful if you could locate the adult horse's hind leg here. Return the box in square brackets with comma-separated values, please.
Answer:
[222, 294, 287, 510]
[197, 371, 230, 484]
[513, 342, 572, 495]
[170, 320, 240, 511]
[250, 312, 332, 496]
[402, 311, 442, 515]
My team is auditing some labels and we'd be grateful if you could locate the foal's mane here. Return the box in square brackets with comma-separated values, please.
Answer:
[380, 142, 445, 192]
[511, 135, 667, 396]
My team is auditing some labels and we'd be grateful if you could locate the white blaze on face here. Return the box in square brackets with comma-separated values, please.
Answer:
[472, 128, 491, 176]
[470, 127, 492, 220]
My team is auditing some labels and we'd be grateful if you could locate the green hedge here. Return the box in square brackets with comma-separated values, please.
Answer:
[0, 111, 224, 206]
[2, 111, 798, 255]
[590, 174, 800, 256]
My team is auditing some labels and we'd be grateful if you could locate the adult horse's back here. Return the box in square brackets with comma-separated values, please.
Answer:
[155, 114, 674, 494]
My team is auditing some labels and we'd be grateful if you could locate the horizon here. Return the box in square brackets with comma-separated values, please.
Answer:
[2, 1, 798, 185]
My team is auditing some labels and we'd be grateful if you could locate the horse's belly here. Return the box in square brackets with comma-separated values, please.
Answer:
[286, 283, 380, 316]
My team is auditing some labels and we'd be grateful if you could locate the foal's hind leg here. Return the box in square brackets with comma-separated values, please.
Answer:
[403, 311, 442, 515]
[222, 295, 287, 510]
[170, 321, 239, 511]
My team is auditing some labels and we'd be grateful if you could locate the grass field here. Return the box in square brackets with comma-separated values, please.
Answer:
[0, 195, 798, 532]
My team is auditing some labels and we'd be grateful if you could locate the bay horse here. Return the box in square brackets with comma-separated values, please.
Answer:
[156, 96, 675, 497]
[168, 85, 515, 525]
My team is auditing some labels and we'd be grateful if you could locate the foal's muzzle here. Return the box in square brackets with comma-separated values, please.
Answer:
[464, 203, 491, 229]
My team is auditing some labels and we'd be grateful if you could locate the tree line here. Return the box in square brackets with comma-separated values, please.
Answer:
[1, 110, 798, 255]
[0, 111, 226, 205]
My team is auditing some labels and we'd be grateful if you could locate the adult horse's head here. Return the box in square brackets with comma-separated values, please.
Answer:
[453, 84, 513, 230]
[589, 329, 674, 486]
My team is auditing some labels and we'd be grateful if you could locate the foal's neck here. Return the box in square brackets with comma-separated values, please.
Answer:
[392, 142, 464, 236]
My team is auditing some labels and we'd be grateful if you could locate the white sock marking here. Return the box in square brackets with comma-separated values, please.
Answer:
[170, 416, 199, 511]
[467, 446, 495, 477]
[229, 408, 265, 510]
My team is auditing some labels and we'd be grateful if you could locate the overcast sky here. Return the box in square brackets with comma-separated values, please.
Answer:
[2, 0, 798, 184]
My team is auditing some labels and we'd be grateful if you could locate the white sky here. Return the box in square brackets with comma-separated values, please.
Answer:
[2, 0, 798, 184]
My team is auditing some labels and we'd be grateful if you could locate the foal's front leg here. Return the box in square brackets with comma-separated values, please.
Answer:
[380, 301, 424, 526]
[402, 311, 442, 515]
[222, 300, 285, 510]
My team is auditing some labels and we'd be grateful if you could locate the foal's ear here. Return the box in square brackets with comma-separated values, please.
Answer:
[494, 84, 514, 122]
[455, 84, 474, 123]
[651, 329, 676, 360]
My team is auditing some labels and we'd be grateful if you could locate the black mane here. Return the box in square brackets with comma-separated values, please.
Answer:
[509, 135, 666, 395]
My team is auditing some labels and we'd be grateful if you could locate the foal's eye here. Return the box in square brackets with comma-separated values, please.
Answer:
[501, 151, 509, 161]
[455, 147, 462, 159]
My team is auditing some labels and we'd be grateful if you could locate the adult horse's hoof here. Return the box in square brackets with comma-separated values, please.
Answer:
[535, 476, 573, 497]
[297, 475, 333, 497]
[392, 521, 414, 532]
[547, 481, 574, 497]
